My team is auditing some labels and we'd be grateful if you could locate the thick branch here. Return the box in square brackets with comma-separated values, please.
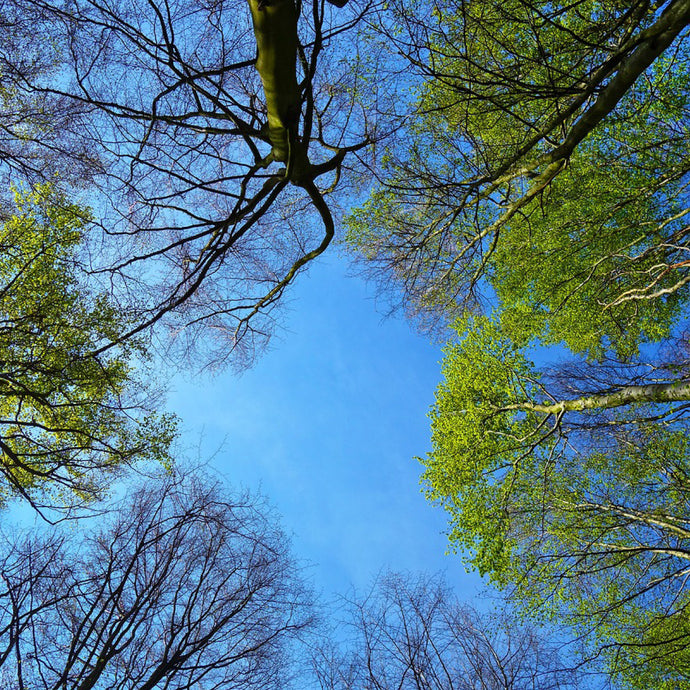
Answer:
[233, 178, 335, 340]
[248, 0, 306, 174]
[546, 0, 690, 164]
[503, 380, 690, 416]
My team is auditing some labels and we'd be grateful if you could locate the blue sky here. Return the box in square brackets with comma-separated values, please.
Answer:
[168, 250, 486, 602]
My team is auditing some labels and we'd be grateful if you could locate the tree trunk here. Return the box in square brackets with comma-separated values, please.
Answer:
[248, 0, 309, 180]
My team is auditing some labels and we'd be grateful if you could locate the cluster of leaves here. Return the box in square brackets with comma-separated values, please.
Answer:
[424, 315, 550, 575]
[489, 105, 690, 359]
[347, 1, 690, 343]
[427, 312, 690, 682]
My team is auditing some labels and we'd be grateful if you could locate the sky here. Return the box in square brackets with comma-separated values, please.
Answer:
[167, 249, 486, 604]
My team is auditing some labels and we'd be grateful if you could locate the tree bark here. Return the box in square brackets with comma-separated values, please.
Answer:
[248, 0, 309, 180]
[504, 380, 690, 416]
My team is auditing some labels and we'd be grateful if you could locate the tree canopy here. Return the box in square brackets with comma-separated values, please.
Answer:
[347, 0, 690, 343]
[425, 315, 690, 685]
[0, 184, 174, 514]
[3, 0, 690, 685]
[313, 572, 585, 690]
[342, 0, 690, 684]
[2, 0, 379, 367]
[0, 470, 313, 689]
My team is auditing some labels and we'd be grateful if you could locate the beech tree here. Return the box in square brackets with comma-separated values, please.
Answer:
[0, 184, 174, 515]
[346, 0, 690, 340]
[424, 315, 690, 686]
[341, 1, 690, 684]
[0, 471, 313, 689]
[2, 0, 379, 367]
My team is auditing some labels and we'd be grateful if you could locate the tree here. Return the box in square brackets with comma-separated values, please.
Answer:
[342, 1, 690, 683]
[0, 469, 313, 689]
[346, 0, 690, 342]
[423, 314, 690, 687]
[312, 572, 588, 690]
[2, 0, 379, 367]
[0, 184, 175, 515]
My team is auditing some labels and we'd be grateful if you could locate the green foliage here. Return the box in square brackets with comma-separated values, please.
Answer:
[425, 313, 690, 683]
[349, 0, 690, 685]
[423, 315, 550, 576]
[0, 184, 176, 509]
[491, 86, 690, 359]
[347, 0, 690, 358]
[516, 429, 690, 687]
